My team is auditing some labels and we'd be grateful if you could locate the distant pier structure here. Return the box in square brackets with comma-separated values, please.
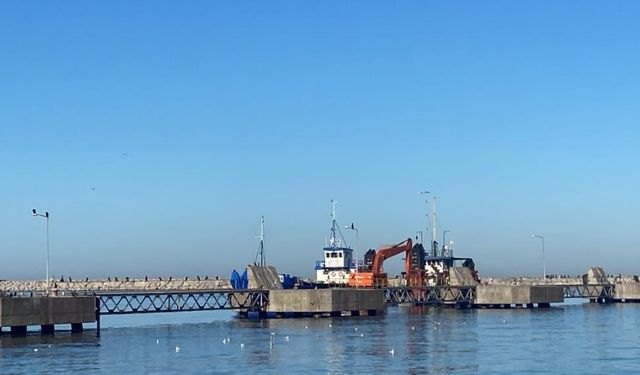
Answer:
[2, 267, 640, 335]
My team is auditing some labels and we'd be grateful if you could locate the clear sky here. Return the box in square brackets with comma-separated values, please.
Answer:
[1, 1, 639, 280]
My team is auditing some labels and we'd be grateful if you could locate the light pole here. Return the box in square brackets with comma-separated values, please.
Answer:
[345, 223, 359, 274]
[530, 234, 546, 281]
[442, 230, 450, 256]
[32, 209, 50, 293]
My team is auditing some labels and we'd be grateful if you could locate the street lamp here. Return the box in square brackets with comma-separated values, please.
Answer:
[530, 234, 546, 282]
[32, 209, 50, 293]
[442, 230, 451, 256]
[345, 223, 359, 274]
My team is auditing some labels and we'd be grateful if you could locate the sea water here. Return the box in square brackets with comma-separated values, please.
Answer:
[1, 301, 639, 374]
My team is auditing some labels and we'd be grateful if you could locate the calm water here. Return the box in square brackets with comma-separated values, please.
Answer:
[1, 301, 640, 374]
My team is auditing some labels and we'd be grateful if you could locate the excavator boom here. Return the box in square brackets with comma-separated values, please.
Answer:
[371, 238, 413, 276]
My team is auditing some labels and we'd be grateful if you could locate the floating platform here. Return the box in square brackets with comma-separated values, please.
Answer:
[474, 285, 564, 308]
[266, 288, 384, 317]
[0, 296, 95, 335]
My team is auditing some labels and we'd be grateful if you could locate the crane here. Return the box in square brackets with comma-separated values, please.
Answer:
[348, 238, 413, 287]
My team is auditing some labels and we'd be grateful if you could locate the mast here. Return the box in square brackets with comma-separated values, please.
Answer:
[255, 216, 265, 266]
[431, 197, 437, 256]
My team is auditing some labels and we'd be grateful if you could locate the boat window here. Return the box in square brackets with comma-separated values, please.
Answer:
[330, 252, 337, 258]
[338, 253, 343, 258]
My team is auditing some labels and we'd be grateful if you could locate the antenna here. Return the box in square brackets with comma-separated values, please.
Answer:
[254, 216, 265, 266]
[431, 196, 437, 256]
[327, 200, 348, 248]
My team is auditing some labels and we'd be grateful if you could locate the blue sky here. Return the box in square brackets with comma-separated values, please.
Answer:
[1, 1, 639, 279]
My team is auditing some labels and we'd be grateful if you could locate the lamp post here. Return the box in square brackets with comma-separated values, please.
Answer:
[442, 230, 450, 257]
[32, 209, 50, 293]
[530, 234, 546, 282]
[345, 223, 359, 274]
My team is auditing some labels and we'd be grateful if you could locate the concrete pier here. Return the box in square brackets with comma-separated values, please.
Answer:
[0, 296, 95, 334]
[613, 283, 640, 302]
[475, 285, 564, 308]
[267, 288, 384, 317]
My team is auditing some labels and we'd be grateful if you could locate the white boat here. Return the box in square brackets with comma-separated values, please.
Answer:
[315, 201, 356, 285]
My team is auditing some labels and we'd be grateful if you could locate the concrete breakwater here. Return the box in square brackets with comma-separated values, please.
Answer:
[0, 278, 232, 292]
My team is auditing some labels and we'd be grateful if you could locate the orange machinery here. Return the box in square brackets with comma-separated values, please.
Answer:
[349, 238, 421, 287]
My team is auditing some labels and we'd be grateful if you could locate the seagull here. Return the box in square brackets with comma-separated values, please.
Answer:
[411, 326, 415, 331]
[502, 320, 508, 324]
[284, 336, 290, 341]
[270, 332, 276, 336]
[175, 346, 181, 353]
[389, 348, 395, 356]
[360, 333, 364, 338]
[329, 324, 332, 328]
[354, 327, 358, 331]
[304, 325, 308, 329]
[240, 343, 245, 349]
[156, 339, 159, 344]
[33, 348, 39, 352]
[222, 338, 228, 344]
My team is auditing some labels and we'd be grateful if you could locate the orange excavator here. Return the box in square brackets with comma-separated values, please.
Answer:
[348, 238, 415, 287]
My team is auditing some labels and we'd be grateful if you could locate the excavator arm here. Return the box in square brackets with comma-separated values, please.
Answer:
[371, 238, 413, 277]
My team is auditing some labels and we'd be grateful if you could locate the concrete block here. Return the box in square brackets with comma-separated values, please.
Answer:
[475, 285, 563, 305]
[449, 267, 478, 286]
[267, 288, 384, 313]
[0, 296, 96, 327]
[584, 267, 607, 285]
[614, 283, 640, 300]
[247, 265, 282, 290]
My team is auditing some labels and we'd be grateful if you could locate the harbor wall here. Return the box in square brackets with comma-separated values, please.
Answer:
[267, 288, 384, 313]
[0, 296, 95, 327]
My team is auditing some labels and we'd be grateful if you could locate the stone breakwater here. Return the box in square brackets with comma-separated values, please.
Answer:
[483, 276, 639, 285]
[0, 278, 232, 292]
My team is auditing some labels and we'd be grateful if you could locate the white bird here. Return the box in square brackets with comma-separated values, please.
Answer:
[354, 327, 358, 331]
[156, 339, 159, 344]
[270, 332, 276, 336]
[389, 348, 395, 356]
[304, 325, 308, 329]
[434, 326, 437, 330]
[411, 326, 415, 331]
[175, 346, 181, 353]
[360, 333, 364, 338]
[33, 348, 39, 352]
[47, 345, 52, 348]
[434, 321, 441, 325]
[502, 320, 507, 324]
[284, 336, 290, 341]
[227, 337, 231, 342]
[240, 343, 245, 349]
[329, 324, 332, 328]
[222, 338, 228, 344]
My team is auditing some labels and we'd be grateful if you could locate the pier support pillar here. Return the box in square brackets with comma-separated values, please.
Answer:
[11, 326, 27, 336]
[71, 323, 83, 333]
[41, 324, 55, 335]
[526, 303, 534, 308]
[538, 302, 551, 308]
